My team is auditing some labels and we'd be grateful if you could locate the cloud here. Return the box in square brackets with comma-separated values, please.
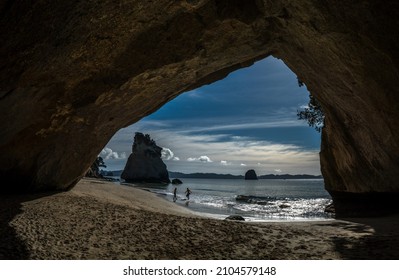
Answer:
[161, 147, 180, 161]
[240, 163, 247, 166]
[187, 156, 213, 163]
[126, 108, 307, 138]
[152, 118, 305, 136]
[274, 169, 282, 173]
[220, 160, 231, 166]
[105, 126, 320, 174]
[185, 89, 203, 99]
[100, 147, 127, 160]
[194, 119, 303, 132]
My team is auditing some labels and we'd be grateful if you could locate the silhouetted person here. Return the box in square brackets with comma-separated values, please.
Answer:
[185, 188, 191, 200]
[173, 187, 177, 202]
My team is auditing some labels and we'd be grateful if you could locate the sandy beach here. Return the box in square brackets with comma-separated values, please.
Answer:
[1, 178, 398, 260]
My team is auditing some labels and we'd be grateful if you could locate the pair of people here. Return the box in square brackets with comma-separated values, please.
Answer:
[173, 187, 191, 202]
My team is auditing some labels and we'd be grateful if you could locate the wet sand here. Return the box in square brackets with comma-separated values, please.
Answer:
[1, 178, 398, 259]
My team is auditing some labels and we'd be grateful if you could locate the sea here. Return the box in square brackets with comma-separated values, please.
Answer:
[120, 178, 334, 222]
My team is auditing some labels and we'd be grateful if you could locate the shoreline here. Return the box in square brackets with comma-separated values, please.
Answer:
[1, 178, 399, 259]
[120, 177, 333, 222]
[106, 178, 334, 223]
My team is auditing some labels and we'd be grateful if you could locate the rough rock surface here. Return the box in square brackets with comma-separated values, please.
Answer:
[1, 1, 399, 216]
[121, 133, 170, 184]
[245, 169, 258, 180]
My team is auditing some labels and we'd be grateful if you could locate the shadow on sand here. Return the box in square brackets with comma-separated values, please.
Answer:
[0, 192, 58, 259]
[319, 216, 399, 259]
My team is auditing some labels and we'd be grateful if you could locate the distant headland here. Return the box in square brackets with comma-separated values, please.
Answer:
[103, 170, 322, 180]
[169, 171, 323, 180]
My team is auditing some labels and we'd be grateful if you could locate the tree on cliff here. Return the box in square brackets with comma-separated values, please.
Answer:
[86, 156, 107, 177]
[296, 78, 325, 132]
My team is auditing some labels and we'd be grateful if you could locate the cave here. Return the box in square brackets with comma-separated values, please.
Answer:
[1, 0, 398, 217]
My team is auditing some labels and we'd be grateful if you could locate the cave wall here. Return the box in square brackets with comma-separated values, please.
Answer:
[1, 0, 398, 215]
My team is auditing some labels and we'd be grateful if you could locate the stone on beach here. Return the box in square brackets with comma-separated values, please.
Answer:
[225, 215, 246, 221]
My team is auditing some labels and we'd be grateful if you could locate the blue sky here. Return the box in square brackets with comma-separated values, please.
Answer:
[101, 56, 321, 175]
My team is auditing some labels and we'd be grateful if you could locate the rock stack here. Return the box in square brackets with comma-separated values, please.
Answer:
[244, 169, 258, 180]
[121, 132, 170, 183]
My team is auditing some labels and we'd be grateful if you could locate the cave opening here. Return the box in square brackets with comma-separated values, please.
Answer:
[100, 56, 332, 220]
[103, 56, 321, 176]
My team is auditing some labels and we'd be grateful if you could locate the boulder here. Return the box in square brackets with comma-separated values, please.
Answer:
[236, 195, 252, 202]
[225, 215, 245, 221]
[324, 203, 335, 214]
[245, 169, 258, 180]
[279, 204, 291, 209]
[171, 178, 183, 185]
[121, 133, 170, 184]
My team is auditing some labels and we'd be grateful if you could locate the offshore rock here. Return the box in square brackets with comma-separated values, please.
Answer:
[171, 178, 183, 185]
[0, 1, 399, 217]
[245, 170, 258, 180]
[121, 133, 170, 184]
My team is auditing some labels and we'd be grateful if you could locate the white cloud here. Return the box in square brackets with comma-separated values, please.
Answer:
[220, 160, 231, 166]
[100, 147, 127, 160]
[105, 123, 321, 175]
[199, 156, 212, 162]
[240, 163, 247, 166]
[169, 116, 305, 135]
[161, 147, 180, 161]
[187, 156, 213, 163]
[274, 169, 282, 173]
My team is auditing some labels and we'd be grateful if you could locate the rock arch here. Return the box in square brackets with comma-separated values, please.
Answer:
[1, 0, 398, 216]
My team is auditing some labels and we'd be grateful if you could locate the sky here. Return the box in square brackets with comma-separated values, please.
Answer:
[101, 56, 322, 175]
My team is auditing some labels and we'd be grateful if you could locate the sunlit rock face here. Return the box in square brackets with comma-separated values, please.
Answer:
[1, 1, 398, 216]
[121, 133, 170, 184]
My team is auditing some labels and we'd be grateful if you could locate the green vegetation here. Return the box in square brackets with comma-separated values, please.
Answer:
[297, 78, 325, 133]
[86, 156, 107, 177]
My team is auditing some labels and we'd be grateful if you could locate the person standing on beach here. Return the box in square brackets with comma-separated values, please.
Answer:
[173, 187, 177, 202]
[185, 188, 191, 200]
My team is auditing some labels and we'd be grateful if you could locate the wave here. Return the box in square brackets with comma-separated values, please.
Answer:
[235, 194, 279, 204]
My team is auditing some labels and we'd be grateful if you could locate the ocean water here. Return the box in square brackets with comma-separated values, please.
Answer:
[136, 178, 333, 221]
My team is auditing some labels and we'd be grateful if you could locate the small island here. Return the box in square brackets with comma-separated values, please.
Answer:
[245, 169, 258, 180]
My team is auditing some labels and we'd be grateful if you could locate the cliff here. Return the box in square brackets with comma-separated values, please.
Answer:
[1, 1, 399, 216]
[121, 133, 170, 184]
